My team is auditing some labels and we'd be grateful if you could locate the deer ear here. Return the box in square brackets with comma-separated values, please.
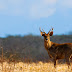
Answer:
[42, 34, 45, 36]
[49, 31, 53, 36]
[40, 32, 45, 36]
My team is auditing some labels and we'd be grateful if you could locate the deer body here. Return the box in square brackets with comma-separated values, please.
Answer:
[40, 27, 72, 68]
[45, 40, 72, 59]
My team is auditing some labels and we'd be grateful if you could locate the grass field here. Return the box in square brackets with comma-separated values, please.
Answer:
[0, 61, 72, 72]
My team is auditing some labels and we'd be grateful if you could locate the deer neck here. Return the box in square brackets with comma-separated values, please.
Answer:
[44, 38, 52, 50]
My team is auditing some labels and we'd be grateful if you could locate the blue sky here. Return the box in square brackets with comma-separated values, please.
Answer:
[0, 0, 72, 37]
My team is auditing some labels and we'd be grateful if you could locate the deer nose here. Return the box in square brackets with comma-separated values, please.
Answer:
[46, 38, 48, 40]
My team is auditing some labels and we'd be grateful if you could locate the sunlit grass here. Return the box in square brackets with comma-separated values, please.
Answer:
[0, 61, 71, 72]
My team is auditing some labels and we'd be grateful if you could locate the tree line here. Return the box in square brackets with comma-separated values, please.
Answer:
[0, 34, 72, 62]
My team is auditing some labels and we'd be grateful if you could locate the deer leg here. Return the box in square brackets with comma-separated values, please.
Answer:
[66, 58, 71, 69]
[53, 59, 56, 68]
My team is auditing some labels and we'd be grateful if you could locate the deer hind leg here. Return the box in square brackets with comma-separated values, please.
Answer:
[65, 57, 71, 69]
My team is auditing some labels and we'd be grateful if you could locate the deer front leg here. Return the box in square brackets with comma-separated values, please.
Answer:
[53, 59, 56, 68]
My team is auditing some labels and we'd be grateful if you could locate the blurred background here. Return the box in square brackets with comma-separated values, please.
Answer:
[0, 0, 72, 62]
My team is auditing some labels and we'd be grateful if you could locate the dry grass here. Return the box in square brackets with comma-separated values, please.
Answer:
[0, 61, 71, 72]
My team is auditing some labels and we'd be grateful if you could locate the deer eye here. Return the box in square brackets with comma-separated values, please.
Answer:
[45, 36, 48, 40]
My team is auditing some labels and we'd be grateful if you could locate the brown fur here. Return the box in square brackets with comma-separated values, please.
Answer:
[40, 28, 72, 68]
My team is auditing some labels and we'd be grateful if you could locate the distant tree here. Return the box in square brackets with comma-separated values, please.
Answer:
[0, 34, 72, 62]
[68, 31, 72, 35]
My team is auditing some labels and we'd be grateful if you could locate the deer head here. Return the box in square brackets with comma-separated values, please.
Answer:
[39, 27, 53, 41]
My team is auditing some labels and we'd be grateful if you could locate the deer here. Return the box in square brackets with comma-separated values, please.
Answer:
[39, 27, 72, 68]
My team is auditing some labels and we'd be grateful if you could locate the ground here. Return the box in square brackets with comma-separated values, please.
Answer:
[0, 61, 72, 72]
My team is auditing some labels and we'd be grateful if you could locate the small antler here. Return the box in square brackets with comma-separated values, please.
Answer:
[48, 27, 53, 34]
[39, 27, 46, 36]
[51, 26, 53, 31]
[42, 29, 46, 34]
[39, 27, 42, 32]
[39, 27, 46, 33]
[48, 29, 51, 34]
